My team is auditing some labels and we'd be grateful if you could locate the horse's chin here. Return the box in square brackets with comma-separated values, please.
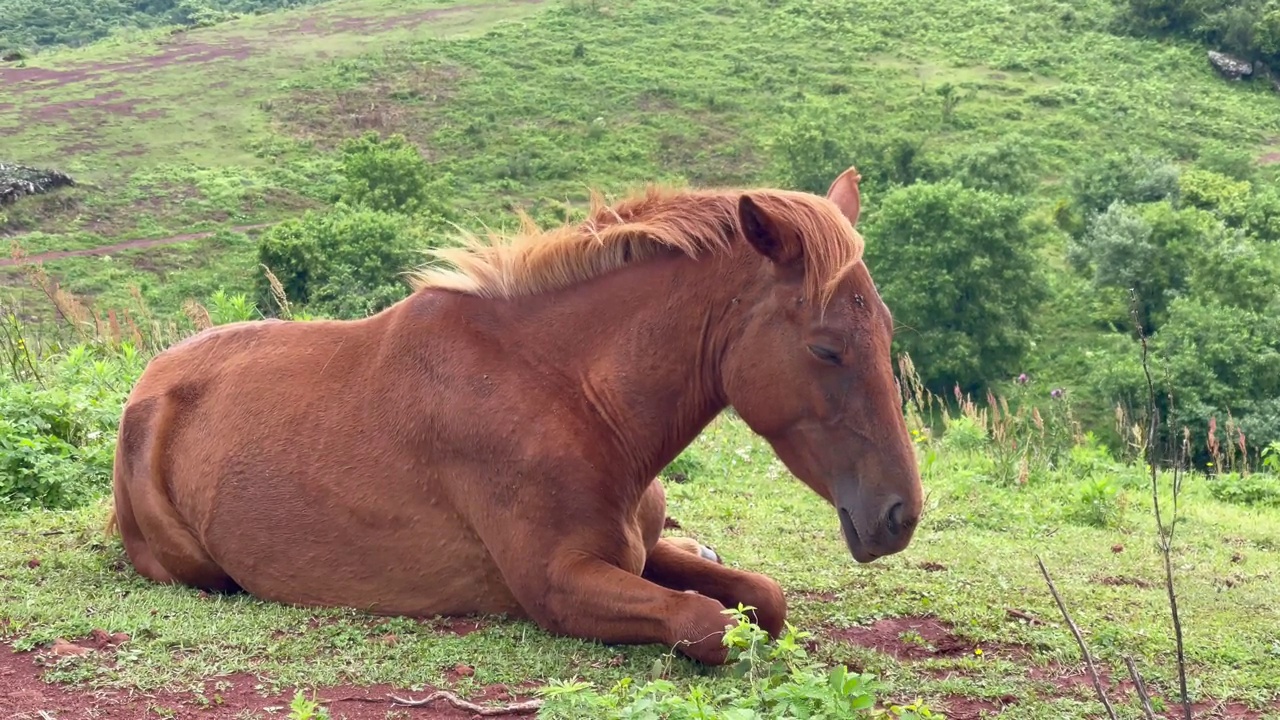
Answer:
[838, 506, 880, 564]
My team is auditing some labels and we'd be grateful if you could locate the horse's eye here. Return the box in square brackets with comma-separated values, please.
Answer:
[807, 345, 843, 366]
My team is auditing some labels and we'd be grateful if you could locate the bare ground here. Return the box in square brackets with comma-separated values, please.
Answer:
[1, 224, 275, 267]
[1, 637, 535, 720]
[821, 614, 1280, 719]
[7, 611, 1277, 720]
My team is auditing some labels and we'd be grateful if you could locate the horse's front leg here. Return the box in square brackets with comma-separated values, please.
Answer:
[496, 543, 740, 664]
[634, 478, 788, 638]
[642, 538, 788, 638]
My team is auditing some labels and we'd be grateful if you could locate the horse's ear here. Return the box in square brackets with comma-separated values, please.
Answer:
[826, 166, 862, 229]
[738, 194, 802, 266]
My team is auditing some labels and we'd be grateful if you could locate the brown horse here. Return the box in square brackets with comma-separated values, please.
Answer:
[106, 166, 923, 665]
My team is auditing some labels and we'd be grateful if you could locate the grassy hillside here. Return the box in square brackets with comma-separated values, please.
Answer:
[3, 0, 1280, 717]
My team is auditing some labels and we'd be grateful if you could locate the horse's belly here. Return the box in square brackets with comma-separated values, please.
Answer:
[198, 474, 524, 618]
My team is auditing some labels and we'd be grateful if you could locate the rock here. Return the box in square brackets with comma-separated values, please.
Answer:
[1208, 50, 1253, 81]
[0, 162, 76, 205]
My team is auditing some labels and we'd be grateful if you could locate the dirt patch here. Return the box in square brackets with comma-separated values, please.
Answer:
[1095, 574, 1155, 589]
[29, 90, 168, 122]
[2, 640, 539, 720]
[273, 0, 546, 37]
[1029, 664, 1279, 719]
[829, 617, 1279, 718]
[0, 42, 254, 95]
[270, 63, 468, 150]
[930, 694, 1016, 719]
[0, 223, 274, 267]
[431, 617, 488, 637]
[1259, 152, 1280, 165]
[826, 615, 1020, 661]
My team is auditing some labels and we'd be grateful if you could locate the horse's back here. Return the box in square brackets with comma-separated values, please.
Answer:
[114, 307, 526, 616]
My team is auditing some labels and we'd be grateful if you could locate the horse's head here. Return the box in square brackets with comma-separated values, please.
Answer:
[722, 168, 923, 564]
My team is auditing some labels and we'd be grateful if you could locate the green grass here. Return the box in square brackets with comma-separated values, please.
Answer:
[3, 412, 1279, 717]
[4, 0, 1280, 715]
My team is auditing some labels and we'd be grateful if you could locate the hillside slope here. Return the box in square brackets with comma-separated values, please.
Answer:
[3, 0, 1280, 450]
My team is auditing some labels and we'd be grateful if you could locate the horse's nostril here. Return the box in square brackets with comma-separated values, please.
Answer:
[885, 501, 905, 536]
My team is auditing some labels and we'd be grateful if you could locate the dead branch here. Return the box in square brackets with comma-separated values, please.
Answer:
[1004, 607, 1047, 626]
[1036, 554, 1118, 720]
[1124, 656, 1157, 720]
[388, 690, 543, 716]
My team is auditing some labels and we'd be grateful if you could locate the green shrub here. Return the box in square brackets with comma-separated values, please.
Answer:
[335, 132, 455, 220]
[0, 343, 141, 512]
[1065, 150, 1180, 219]
[1074, 474, 1126, 528]
[941, 416, 988, 453]
[255, 206, 439, 319]
[862, 180, 1046, 393]
[1208, 472, 1280, 507]
[206, 289, 258, 325]
[1177, 169, 1251, 226]
[941, 134, 1040, 196]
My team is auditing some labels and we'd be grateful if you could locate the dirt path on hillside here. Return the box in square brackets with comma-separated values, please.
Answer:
[1, 223, 275, 267]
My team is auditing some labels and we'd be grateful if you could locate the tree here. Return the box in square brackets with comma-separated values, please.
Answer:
[862, 180, 1046, 393]
[1064, 149, 1180, 219]
[1146, 297, 1280, 463]
[944, 134, 1039, 196]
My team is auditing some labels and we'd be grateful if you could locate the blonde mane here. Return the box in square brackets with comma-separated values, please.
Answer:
[408, 184, 866, 308]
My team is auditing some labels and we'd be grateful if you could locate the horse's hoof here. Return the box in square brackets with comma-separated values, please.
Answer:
[698, 544, 722, 565]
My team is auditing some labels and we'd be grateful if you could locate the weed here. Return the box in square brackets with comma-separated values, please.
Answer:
[287, 689, 330, 720]
[537, 606, 934, 719]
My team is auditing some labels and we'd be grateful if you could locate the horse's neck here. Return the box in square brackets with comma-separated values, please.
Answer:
[503, 251, 749, 483]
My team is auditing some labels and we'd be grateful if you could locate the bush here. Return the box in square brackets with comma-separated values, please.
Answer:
[1208, 472, 1280, 507]
[256, 207, 438, 319]
[1145, 297, 1280, 462]
[0, 344, 141, 512]
[335, 132, 454, 220]
[863, 180, 1046, 393]
[1063, 150, 1180, 219]
[942, 134, 1040, 196]
[1177, 169, 1251, 226]
[767, 100, 929, 195]
[1118, 0, 1280, 69]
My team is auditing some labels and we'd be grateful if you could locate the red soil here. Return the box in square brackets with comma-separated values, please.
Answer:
[1, 635, 538, 720]
[0, 1, 547, 98]
[0, 43, 255, 96]
[829, 614, 1280, 719]
[273, 0, 545, 36]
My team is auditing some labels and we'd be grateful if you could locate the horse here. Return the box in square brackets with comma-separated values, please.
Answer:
[105, 166, 923, 665]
